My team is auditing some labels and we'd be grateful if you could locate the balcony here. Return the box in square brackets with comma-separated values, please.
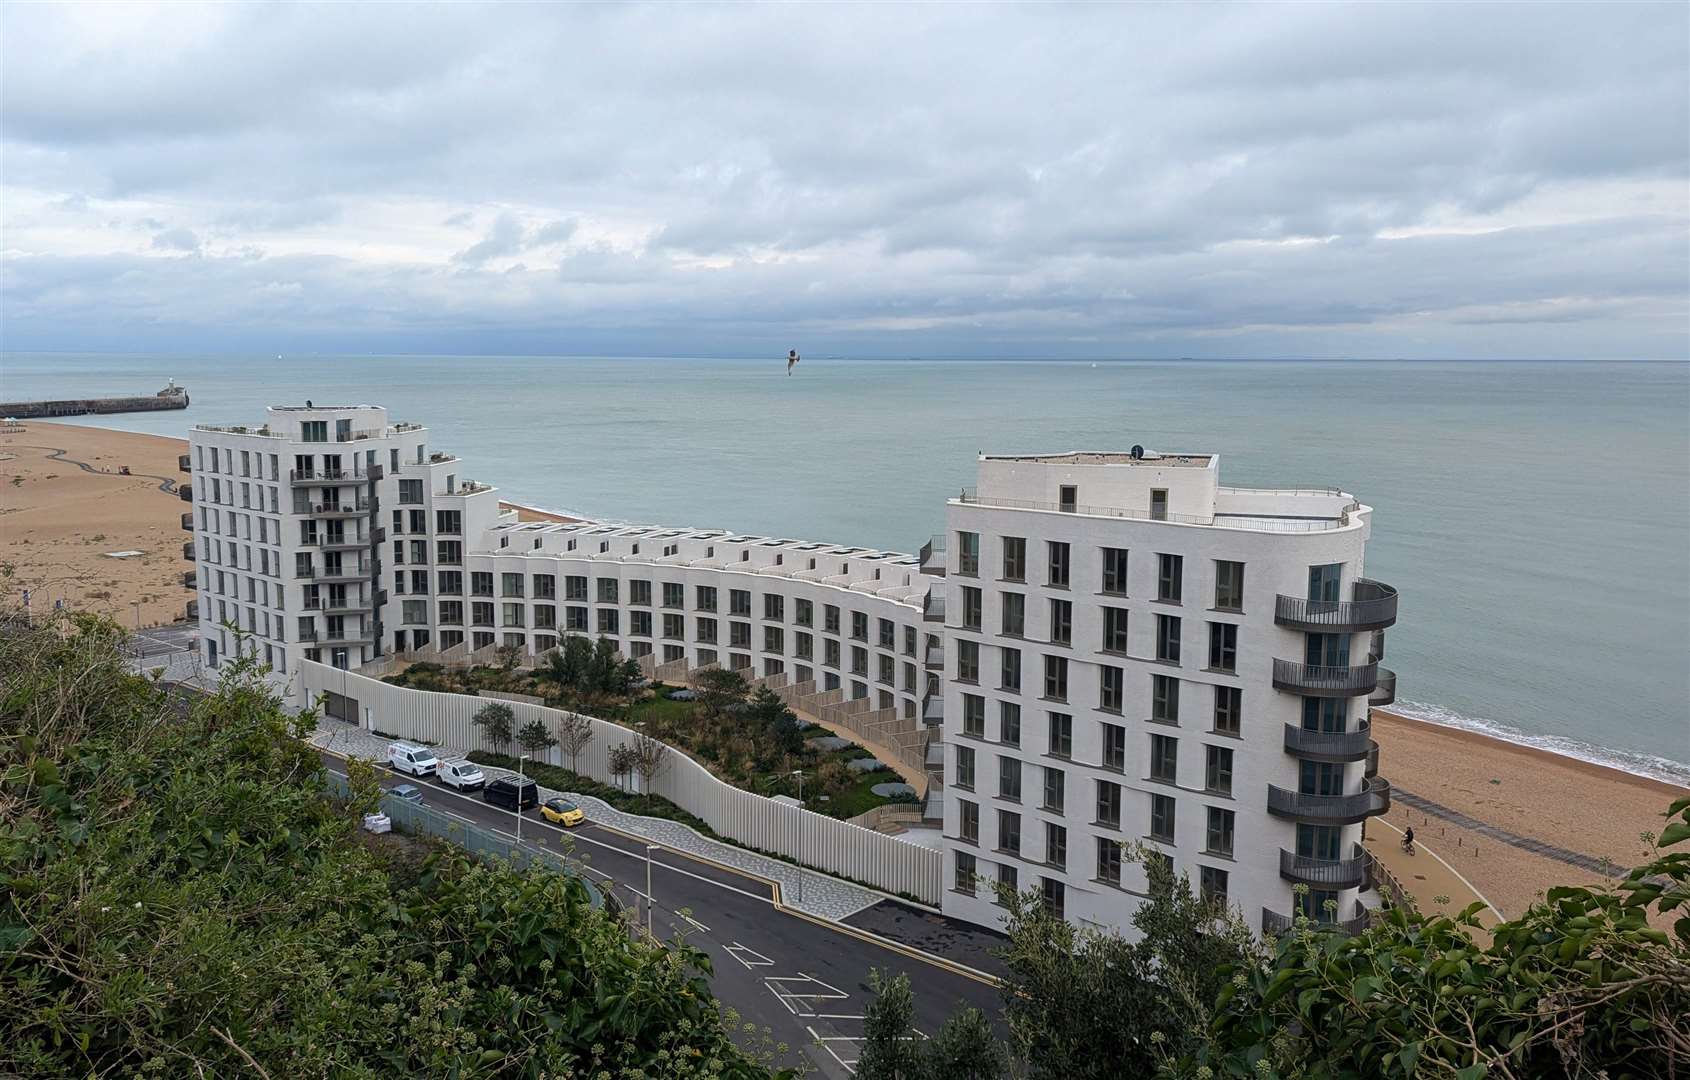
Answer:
[309, 535, 369, 551]
[178, 484, 192, 502]
[311, 499, 370, 517]
[184, 600, 198, 621]
[181, 571, 197, 589]
[178, 453, 191, 473]
[298, 630, 318, 643]
[923, 590, 946, 622]
[1273, 579, 1398, 633]
[296, 566, 317, 580]
[1266, 776, 1390, 824]
[1272, 657, 1379, 698]
[919, 535, 946, 577]
[925, 642, 944, 670]
[1371, 629, 1385, 661]
[180, 512, 194, 532]
[182, 541, 195, 561]
[1369, 667, 1397, 708]
[1365, 742, 1380, 778]
[1262, 908, 1373, 937]
[1279, 845, 1368, 890]
[1282, 722, 1375, 763]
[922, 693, 944, 725]
[289, 468, 366, 486]
[316, 563, 372, 583]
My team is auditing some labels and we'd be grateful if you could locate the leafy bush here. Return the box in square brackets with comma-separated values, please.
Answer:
[468, 750, 719, 839]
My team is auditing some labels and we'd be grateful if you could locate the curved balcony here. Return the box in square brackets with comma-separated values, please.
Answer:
[1368, 667, 1397, 708]
[1365, 742, 1380, 778]
[177, 453, 191, 473]
[1266, 776, 1390, 824]
[1283, 722, 1375, 763]
[1279, 846, 1368, 890]
[177, 484, 192, 502]
[180, 512, 193, 532]
[1272, 657, 1378, 698]
[1263, 907, 1373, 937]
[1274, 578, 1398, 633]
[181, 570, 197, 589]
[181, 541, 195, 561]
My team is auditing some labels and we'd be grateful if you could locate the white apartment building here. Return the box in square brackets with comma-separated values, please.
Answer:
[184, 408, 1396, 940]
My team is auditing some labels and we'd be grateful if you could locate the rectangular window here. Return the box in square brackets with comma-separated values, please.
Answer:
[1208, 622, 1238, 673]
[1048, 711, 1073, 758]
[565, 575, 588, 601]
[533, 574, 557, 600]
[1097, 837, 1122, 884]
[1150, 733, 1178, 783]
[1044, 822, 1067, 869]
[1047, 541, 1070, 587]
[878, 653, 894, 685]
[1000, 646, 1021, 692]
[852, 611, 869, 641]
[566, 606, 588, 631]
[1001, 592, 1025, 636]
[1049, 598, 1072, 646]
[961, 586, 983, 631]
[1150, 793, 1176, 843]
[823, 638, 840, 667]
[696, 585, 718, 612]
[1156, 613, 1182, 664]
[1101, 547, 1130, 595]
[1102, 606, 1128, 653]
[435, 509, 462, 535]
[998, 756, 1022, 801]
[1308, 563, 1343, 603]
[795, 598, 813, 626]
[795, 630, 813, 659]
[999, 702, 1021, 746]
[597, 608, 619, 635]
[1099, 665, 1124, 712]
[997, 810, 1021, 855]
[597, 578, 618, 604]
[962, 693, 986, 737]
[824, 604, 840, 633]
[1002, 536, 1026, 581]
[663, 612, 685, 639]
[630, 579, 652, 606]
[501, 572, 524, 598]
[732, 622, 753, 649]
[1101, 722, 1126, 771]
[1214, 560, 1245, 611]
[730, 589, 751, 617]
[471, 572, 494, 597]
[879, 618, 895, 649]
[502, 602, 525, 628]
[959, 800, 979, 844]
[1199, 866, 1228, 907]
[764, 593, 784, 621]
[1205, 744, 1234, 796]
[1150, 488, 1168, 520]
[398, 479, 422, 504]
[662, 582, 685, 608]
[997, 864, 1018, 905]
[697, 616, 718, 644]
[1152, 674, 1180, 724]
[957, 531, 980, 576]
[1214, 685, 1242, 735]
[957, 640, 979, 682]
[1059, 484, 1077, 512]
[1096, 779, 1122, 827]
[1157, 553, 1183, 604]
[1206, 807, 1235, 857]
[1042, 766, 1065, 813]
[763, 626, 783, 653]
[1043, 655, 1068, 701]
[955, 851, 978, 894]
[955, 745, 976, 789]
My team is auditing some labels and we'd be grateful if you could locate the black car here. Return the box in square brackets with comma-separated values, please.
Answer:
[482, 776, 540, 812]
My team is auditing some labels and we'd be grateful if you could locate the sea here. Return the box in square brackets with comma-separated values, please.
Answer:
[3, 353, 1687, 785]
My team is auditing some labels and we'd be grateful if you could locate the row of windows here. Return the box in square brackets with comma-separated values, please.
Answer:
[950, 848, 1231, 918]
[957, 688, 1243, 752]
[957, 536, 1248, 609]
[953, 737, 1235, 800]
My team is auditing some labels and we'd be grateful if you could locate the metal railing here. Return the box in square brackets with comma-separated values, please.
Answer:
[1266, 776, 1391, 823]
[178, 485, 192, 502]
[289, 468, 368, 484]
[923, 591, 946, 622]
[955, 489, 1357, 533]
[1272, 657, 1379, 697]
[181, 571, 197, 588]
[180, 512, 193, 531]
[1274, 579, 1399, 632]
[918, 535, 946, 576]
[1369, 668, 1398, 708]
[1366, 742, 1380, 777]
[1263, 907, 1373, 937]
[312, 499, 371, 515]
[1279, 845, 1368, 889]
[182, 541, 195, 561]
[1282, 722, 1375, 762]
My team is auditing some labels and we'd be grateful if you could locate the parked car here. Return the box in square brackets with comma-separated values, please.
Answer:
[482, 776, 540, 812]
[539, 797, 585, 827]
[389, 783, 424, 804]
[388, 741, 438, 777]
[435, 758, 486, 791]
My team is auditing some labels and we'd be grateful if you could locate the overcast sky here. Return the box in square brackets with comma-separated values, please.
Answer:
[3, 2, 1686, 359]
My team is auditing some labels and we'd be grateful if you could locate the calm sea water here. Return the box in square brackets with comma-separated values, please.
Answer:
[4, 353, 1687, 782]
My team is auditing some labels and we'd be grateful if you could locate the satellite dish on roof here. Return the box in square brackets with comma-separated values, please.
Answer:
[1130, 445, 1145, 460]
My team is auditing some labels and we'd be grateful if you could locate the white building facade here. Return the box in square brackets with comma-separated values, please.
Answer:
[185, 409, 1396, 939]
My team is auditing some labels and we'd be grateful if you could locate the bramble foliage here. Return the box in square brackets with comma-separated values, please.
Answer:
[0, 613, 776, 1078]
[1178, 797, 1690, 1079]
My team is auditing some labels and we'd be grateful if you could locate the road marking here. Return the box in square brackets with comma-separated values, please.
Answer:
[725, 941, 775, 970]
[680, 913, 711, 933]
[765, 973, 850, 1018]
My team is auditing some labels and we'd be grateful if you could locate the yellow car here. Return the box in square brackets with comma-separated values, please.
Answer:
[540, 797, 586, 827]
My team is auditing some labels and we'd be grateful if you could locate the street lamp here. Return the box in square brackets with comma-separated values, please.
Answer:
[791, 769, 805, 905]
[516, 753, 531, 844]
[645, 844, 660, 935]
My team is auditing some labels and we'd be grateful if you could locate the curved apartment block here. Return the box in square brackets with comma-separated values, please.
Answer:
[186, 406, 1397, 940]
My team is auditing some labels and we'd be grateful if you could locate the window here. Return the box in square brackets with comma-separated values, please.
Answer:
[1205, 745, 1234, 796]
[796, 598, 813, 626]
[1101, 723, 1126, 771]
[502, 602, 525, 628]
[957, 640, 980, 682]
[1308, 563, 1343, 603]
[955, 851, 978, 894]
[999, 702, 1021, 745]
[597, 578, 618, 604]
[630, 580, 652, 606]
[955, 745, 976, 789]
[533, 574, 557, 600]
[1096, 779, 1122, 826]
[696, 585, 718, 612]
[852, 611, 869, 641]
[962, 694, 985, 737]
[1048, 712, 1073, 758]
[1150, 793, 1176, 843]
[1000, 646, 1021, 692]
[764, 593, 784, 621]
[1101, 547, 1129, 595]
[1208, 622, 1237, 673]
[824, 604, 840, 633]
[763, 626, 783, 653]
[730, 589, 751, 617]
[398, 479, 423, 504]
[1199, 866, 1229, 907]
[1047, 541, 1070, 587]
[904, 625, 916, 657]
[1043, 655, 1068, 701]
[1059, 484, 1077, 512]
[1156, 553, 1183, 603]
[878, 653, 894, 685]
[879, 618, 895, 649]
[1002, 536, 1026, 581]
[1214, 560, 1244, 611]
[996, 864, 1018, 904]
[662, 582, 685, 608]
[997, 810, 1021, 855]
[959, 800, 979, 844]
[696, 616, 718, 644]
[471, 572, 494, 597]
[471, 602, 494, 626]
[733, 622, 753, 649]
[1049, 598, 1072, 646]
[435, 509, 462, 535]
[566, 607, 588, 631]
[301, 420, 327, 443]
[663, 612, 685, 639]
[1152, 674, 1180, 724]
[597, 609, 619, 635]
[1040, 877, 1065, 920]
[1097, 837, 1122, 884]
[998, 756, 1022, 801]
[1150, 734, 1178, 783]
[961, 586, 983, 630]
[823, 638, 840, 667]
[957, 531, 980, 575]
[1156, 613, 1182, 664]
[1205, 807, 1235, 857]
[566, 575, 588, 601]
[1102, 607, 1128, 653]
[1214, 686, 1242, 735]
[402, 599, 427, 625]
[1150, 488, 1168, 521]
[795, 630, 813, 658]
[501, 572, 524, 598]
[1042, 766, 1065, 812]
[1099, 665, 1124, 712]
[1001, 592, 1025, 636]
[1044, 822, 1067, 869]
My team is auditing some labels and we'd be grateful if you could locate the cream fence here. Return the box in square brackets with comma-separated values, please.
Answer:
[299, 661, 943, 904]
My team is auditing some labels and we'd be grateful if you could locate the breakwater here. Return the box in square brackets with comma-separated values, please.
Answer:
[1, 382, 188, 419]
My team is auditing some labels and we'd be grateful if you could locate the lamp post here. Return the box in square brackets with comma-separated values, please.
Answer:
[645, 844, 660, 935]
[516, 753, 531, 844]
[791, 769, 805, 905]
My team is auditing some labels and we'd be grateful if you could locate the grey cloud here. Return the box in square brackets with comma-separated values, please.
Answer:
[453, 212, 526, 266]
[150, 226, 200, 253]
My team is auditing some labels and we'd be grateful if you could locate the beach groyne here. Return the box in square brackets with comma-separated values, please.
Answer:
[1, 382, 188, 419]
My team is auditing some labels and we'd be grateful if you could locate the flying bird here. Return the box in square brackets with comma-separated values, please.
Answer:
[787, 349, 800, 375]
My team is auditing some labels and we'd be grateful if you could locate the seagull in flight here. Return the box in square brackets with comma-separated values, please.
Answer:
[787, 349, 800, 375]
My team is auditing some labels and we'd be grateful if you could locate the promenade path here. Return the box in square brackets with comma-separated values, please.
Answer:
[1364, 817, 1503, 945]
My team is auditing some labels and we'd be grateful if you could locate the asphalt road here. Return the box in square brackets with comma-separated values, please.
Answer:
[329, 753, 1004, 1077]
[131, 623, 196, 657]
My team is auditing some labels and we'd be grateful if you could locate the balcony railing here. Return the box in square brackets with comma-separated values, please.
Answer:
[1279, 845, 1369, 890]
[177, 484, 192, 502]
[923, 591, 946, 622]
[1371, 629, 1385, 661]
[181, 571, 197, 589]
[1274, 579, 1399, 633]
[296, 566, 317, 579]
[178, 453, 192, 473]
[925, 642, 944, 669]
[182, 541, 195, 561]
[1282, 722, 1375, 762]
[1369, 668, 1397, 708]
[1365, 742, 1380, 778]
[922, 694, 944, 725]
[918, 535, 946, 577]
[1262, 907, 1373, 937]
[289, 468, 367, 485]
[311, 499, 371, 516]
[1266, 776, 1391, 824]
[180, 512, 194, 532]
[184, 600, 198, 621]
[1272, 657, 1379, 698]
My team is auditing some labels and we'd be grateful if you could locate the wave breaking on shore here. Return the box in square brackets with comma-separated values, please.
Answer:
[1390, 698, 1690, 788]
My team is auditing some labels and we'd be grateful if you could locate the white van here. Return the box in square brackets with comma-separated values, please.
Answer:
[436, 758, 486, 791]
[387, 742, 439, 777]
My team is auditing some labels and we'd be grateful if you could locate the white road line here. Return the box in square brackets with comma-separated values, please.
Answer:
[725, 942, 775, 969]
[681, 913, 711, 933]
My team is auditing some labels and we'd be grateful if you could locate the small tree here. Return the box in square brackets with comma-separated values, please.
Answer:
[544, 635, 593, 692]
[695, 667, 749, 716]
[857, 970, 1009, 1080]
[515, 717, 556, 757]
[495, 642, 523, 671]
[557, 712, 595, 773]
[745, 685, 803, 755]
[629, 730, 670, 798]
[471, 700, 515, 752]
[607, 743, 637, 790]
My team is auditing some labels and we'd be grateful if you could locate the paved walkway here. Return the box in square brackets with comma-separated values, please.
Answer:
[6, 442, 181, 494]
[1364, 818, 1502, 943]
[309, 718, 890, 923]
[1392, 788, 1619, 876]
